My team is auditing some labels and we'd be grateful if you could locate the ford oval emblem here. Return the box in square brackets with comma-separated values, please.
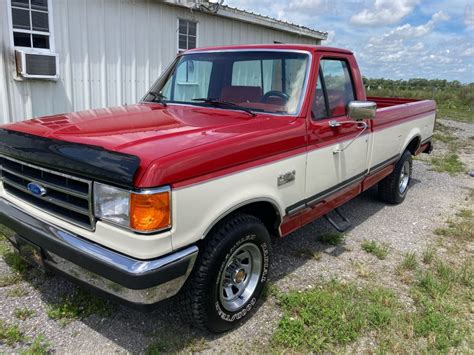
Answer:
[27, 182, 47, 196]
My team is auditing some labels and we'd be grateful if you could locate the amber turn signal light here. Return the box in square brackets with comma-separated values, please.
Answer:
[130, 191, 171, 232]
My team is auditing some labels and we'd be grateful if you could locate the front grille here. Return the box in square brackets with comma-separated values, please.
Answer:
[0, 156, 94, 230]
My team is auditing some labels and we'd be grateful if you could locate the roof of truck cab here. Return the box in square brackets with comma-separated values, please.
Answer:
[186, 44, 353, 55]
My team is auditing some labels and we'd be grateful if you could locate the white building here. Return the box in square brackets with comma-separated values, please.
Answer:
[0, 0, 327, 124]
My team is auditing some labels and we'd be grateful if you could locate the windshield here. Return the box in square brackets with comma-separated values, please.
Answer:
[143, 51, 310, 115]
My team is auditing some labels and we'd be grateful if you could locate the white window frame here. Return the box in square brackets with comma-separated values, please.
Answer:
[7, 0, 56, 54]
[177, 18, 198, 53]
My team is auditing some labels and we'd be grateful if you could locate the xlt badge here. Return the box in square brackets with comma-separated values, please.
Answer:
[277, 170, 296, 186]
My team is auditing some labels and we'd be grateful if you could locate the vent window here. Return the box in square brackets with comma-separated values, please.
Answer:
[11, 0, 52, 51]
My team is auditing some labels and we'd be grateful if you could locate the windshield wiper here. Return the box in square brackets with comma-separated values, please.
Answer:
[146, 91, 168, 107]
[192, 98, 256, 117]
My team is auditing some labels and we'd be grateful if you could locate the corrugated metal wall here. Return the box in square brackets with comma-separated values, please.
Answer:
[0, 0, 320, 124]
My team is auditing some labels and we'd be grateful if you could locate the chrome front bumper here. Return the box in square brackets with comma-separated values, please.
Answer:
[0, 198, 198, 306]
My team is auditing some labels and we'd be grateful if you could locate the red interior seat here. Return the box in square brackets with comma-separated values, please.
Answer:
[220, 86, 262, 103]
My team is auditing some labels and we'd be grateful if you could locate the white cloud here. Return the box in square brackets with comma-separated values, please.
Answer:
[465, 5, 474, 28]
[351, 0, 420, 26]
[224, 0, 474, 82]
[380, 11, 450, 39]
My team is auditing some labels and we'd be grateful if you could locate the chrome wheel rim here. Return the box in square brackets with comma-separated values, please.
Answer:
[219, 242, 262, 312]
[399, 161, 410, 194]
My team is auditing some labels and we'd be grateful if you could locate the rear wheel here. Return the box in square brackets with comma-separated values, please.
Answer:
[378, 150, 413, 204]
[178, 213, 271, 333]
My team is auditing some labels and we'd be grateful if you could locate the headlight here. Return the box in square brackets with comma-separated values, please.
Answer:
[93, 183, 171, 233]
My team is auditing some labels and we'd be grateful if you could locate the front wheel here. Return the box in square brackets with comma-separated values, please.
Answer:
[178, 213, 271, 333]
[378, 150, 413, 204]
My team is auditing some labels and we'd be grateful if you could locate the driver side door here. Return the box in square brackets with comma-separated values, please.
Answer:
[303, 56, 371, 221]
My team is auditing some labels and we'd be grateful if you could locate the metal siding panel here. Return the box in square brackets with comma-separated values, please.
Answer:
[1, 0, 322, 124]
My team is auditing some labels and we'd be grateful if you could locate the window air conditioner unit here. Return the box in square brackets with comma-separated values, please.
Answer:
[15, 50, 58, 80]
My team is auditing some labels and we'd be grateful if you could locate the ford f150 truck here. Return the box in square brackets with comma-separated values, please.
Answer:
[0, 45, 435, 332]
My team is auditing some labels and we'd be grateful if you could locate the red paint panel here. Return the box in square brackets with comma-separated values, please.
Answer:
[362, 165, 394, 191]
[370, 98, 436, 132]
[280, 183, 362, 237]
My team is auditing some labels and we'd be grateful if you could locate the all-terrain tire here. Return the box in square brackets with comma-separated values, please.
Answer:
[378, 150, 413, 204]
[177, 213, 271, 333]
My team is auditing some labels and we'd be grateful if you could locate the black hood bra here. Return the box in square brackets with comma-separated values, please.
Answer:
[0, 129, 140, 188]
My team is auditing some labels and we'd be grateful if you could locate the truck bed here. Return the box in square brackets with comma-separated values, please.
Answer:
[368, 96, 436, 131]
[368, 96, 425, 108]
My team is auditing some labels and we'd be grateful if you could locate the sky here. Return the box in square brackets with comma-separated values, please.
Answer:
[224, 0, 474, 83]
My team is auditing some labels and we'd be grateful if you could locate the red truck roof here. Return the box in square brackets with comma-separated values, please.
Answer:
[186, 44, 353, 55]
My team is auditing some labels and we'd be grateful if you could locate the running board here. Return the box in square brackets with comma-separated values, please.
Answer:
[324, 208, 352, 232]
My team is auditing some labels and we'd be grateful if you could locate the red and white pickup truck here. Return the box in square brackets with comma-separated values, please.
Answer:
[0, 45, 435, 332]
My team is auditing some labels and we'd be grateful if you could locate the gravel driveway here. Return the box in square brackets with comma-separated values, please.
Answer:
[1, 120, 473, 353]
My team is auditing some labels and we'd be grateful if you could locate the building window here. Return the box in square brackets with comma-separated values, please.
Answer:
[10, 0, 52, 51]
[178, 19, 197, 52]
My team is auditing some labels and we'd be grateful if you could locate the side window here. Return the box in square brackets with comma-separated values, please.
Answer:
[320, 59, 355, 117]
[311, 71, 328, 120]
[163, 59, 212, 101]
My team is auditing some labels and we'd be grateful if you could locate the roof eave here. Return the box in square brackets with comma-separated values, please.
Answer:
[216, 6, 327, 41]
[159, 1, 327, 41]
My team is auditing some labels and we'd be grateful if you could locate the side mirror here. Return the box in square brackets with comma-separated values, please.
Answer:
[347, 101, 377, 121]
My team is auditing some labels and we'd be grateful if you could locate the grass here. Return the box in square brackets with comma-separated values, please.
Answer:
[399, 252, 418, 271]
[47, 289, 115, 324]
[272, 258, 472, 353]
[0, 320, 24, 346]
[0, 225, 31, 288]
[434, 209, 473, 241]
[437, 107, 473, 123]
[272, 280, 398, 352]
[19, 335, 50, 355]
[363, 79, 473, 124]
[318, 232, 345, 246]
[422, 247, 436, 264]
[361, 240, 389, 260]
[430, 153, 465, 175]
[14, 308, 35, 321]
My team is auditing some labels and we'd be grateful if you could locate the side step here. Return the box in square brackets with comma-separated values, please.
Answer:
[324, 208, 352, 233]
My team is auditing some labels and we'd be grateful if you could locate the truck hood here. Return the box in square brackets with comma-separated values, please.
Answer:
[3, 104, 306, 187]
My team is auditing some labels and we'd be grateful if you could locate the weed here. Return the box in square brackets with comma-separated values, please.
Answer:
[400, 252, 418, 271]
[422, 247, 436, 264]
[0, 320, 24, 346]
[361, 240, 389, 260]
[14, 308, 35, 321]
[430, 153, 465, 175]
[434, 210, 473, 241]
[3, 251, 29, 274]
[318, 232, 345, 246]
[47, 289, 114, 324]
[7, 287, 28, 297]
[272, 281, 398, 352]
[0, 273, 22, 287]
[262, 282, 281, 300]
[294, 249, 322, 260]
[352, 261, 373, 279]
[20, 335, 50, 355]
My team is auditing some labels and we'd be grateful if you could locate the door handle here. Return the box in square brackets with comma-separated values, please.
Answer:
[329, 120, 367, 129]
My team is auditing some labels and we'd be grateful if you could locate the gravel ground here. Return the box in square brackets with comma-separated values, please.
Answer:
[1, 120, 473, 354]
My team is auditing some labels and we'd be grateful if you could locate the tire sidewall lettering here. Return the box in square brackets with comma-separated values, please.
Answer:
[213, 233, 269, 323]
